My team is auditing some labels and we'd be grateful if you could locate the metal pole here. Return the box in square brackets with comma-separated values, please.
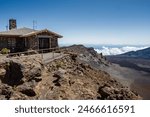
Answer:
[42, 50, 43, 59]
[53, 51, 54, 59]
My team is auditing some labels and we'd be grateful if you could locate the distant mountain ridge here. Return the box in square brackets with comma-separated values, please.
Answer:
[118, 47, 150, 59]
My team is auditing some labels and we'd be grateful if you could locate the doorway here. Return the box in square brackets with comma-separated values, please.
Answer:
[39, 38, 49, 49]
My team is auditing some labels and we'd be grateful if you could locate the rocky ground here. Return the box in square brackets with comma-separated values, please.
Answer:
[0, 45, 141, 100]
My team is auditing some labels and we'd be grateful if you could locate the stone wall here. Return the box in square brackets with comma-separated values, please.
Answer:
[27, 36, 39, 50]
[51, 37, 58, 48]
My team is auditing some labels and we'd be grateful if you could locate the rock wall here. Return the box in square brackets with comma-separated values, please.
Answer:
[0, 56, 42, 99]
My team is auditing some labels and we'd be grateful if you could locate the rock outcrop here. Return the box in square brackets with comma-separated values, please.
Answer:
[0, 45, 141, 100]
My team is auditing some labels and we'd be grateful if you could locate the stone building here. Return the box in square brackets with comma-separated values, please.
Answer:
[0, 19, 62, 52]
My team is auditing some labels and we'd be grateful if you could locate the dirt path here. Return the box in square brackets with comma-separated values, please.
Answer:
[35, 69, 54, 99]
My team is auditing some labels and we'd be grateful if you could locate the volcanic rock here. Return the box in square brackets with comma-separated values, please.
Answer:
[0, 45, 142, 100]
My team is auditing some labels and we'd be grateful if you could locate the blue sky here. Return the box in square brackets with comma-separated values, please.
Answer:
[0, 0, 150, 45]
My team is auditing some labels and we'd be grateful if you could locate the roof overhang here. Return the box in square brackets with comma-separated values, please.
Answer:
[0, 34, 20, 37]
[21, 29, 63, 38]
[0, 28, 63, 38]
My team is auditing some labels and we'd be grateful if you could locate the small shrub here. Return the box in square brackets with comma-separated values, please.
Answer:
[56, 61, 64, 68]
[1, 48, 10, 54]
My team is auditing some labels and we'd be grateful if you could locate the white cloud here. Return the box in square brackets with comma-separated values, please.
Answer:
[94, 46, 148, 55]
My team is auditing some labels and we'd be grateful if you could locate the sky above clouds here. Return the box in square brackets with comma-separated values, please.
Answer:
[0, 0, 150, 45]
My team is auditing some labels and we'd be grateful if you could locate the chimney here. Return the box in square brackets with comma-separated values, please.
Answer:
[9, 19, 17, 30]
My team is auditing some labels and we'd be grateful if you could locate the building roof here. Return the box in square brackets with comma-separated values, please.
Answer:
[0, 27, 62, 38]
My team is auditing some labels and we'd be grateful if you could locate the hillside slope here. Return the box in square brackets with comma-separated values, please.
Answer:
[0, 45, 141, 100]
[106, 46, 150, 99]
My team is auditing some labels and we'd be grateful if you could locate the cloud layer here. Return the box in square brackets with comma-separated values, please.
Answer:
[94, 46, 148, 55]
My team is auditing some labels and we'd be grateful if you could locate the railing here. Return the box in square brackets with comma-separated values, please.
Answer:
[0, 47, 72, 64]
[7, 47, 61, 57]
[0, 47, 78, 65]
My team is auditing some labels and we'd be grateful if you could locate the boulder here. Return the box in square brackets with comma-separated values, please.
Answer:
[0, 84, 12, 99]
[9, 92, 29, 100]
[2, 60, 24, 86]
[98, 86, 114, 99]
[27, 66, 42, 79]
[0, 68, 6, 77]
[33, 76, 42, 82]
[1, 57, 42, 86]
[53, 68, 66, 79]
[16, 83, 36, 97]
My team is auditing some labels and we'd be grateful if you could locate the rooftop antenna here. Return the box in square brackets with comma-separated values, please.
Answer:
[33, 20, 37, 30]
[6, 25, 8, 31]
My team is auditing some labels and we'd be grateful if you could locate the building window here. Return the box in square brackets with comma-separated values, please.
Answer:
[8, 38, 16, 47]
[0, 38, 8, 48]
